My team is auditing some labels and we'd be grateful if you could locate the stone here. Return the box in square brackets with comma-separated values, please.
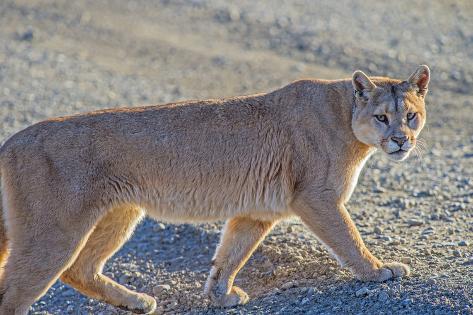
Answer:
[153, 284, 171, 295]
[378, 291, 389, 302]
[355, 287, 369, 297]
[406, 219, 424, 227]
[281, 281, 297, 290]
[301, 297, 310, 305]
[401, 257, 412, 264]
[17, 28, 34, 41]
[427, 278, 437, 285]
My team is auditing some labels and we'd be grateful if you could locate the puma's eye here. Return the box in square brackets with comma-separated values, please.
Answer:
[407, 112, 417, 120]
[374, 114, 388, 123]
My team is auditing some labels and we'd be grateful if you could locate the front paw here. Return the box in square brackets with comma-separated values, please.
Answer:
[118, 293, 157, 314]
[357, 262, 410, 282]
[206, 285, 249, 308]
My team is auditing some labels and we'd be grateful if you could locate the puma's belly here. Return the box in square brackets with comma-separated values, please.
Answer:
[139, 180, 293, 223]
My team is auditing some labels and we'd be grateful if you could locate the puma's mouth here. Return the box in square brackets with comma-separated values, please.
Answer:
[389, 148, 406, 154]
[387, 148, 410, 161]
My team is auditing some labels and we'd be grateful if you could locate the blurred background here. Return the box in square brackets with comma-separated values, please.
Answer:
[0, 0, 472, 314]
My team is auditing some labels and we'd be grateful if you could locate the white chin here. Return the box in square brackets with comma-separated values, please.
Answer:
[386, 150, 410, 161]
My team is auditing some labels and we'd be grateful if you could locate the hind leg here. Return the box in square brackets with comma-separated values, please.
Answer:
[60, 205, 156, 314]
[0, 214, 96, 315]
[205, 216, 276, 307]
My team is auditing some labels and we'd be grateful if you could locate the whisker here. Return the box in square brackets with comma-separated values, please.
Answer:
[413, 146, 425, 163]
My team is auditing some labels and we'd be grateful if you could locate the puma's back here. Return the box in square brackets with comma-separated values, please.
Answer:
[0, 91, 298, 222]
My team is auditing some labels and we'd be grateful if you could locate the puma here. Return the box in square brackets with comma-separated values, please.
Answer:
[0, 65, 429, 314]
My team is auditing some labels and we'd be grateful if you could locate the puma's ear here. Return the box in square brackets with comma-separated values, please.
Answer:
[352, 70, 376, 101]
[408, 65, 430, 97]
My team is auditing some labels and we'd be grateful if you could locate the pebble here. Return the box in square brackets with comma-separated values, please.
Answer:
[401, 257, 412, 264]
[355, 287, 369, 297]
[17, 28, 34, 42]
[463, 258, 473, 266]
[402, 298, 412, 305]
[281, 281, 297, 290]
[215, 6, 240, 23]
[407, 219, 424, 227]
[306, 287, 315, 296]
[118, 275, 129, 284]
[373, 186, 386, 193]
[156, 223, 166, 230]
[153, 284, 171, 295]
[458, 240, 468, 246]
[427, 278, 437, 285]
[378, 291, 389, 302]
[422, 227, 435, 235]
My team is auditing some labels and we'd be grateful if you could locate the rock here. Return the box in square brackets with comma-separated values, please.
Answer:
[215, 6, 240, 23]
[307, 287, 315, 296]
[378, 291, 389, 302]
[16, 28, 34, 41]
[355, 287, 369, 297]
[118, 274, 129, 284]
[155, 223, 166, 230]
[373, 186, 386, 193]
[153, 284, 171, 295]
[427, 278, 437, 285]
[406, 219, 424, 227]
[458, 240, 468, 246]
[402, 298, 412, 305]
[422, 229, 434, 235]
[281, 281, 297, 290]
[286, 225, 294, 233]
[401, 257, 412, 264]
[374, 226, 383, 234]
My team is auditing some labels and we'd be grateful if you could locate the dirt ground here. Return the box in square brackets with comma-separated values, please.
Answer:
[0, 0, 472, 314]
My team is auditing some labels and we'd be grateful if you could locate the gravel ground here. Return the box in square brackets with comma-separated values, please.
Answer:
[0, 0, 472, 314]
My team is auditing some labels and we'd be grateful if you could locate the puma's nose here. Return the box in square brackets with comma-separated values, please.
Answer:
[391, 135, 408, 146]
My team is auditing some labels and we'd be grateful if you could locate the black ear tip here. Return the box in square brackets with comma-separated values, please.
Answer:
[418, 65, 430, 75]
[352, 70, 366, 79]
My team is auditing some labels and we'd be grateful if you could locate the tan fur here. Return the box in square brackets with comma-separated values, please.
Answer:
[0, 65, 429, 314]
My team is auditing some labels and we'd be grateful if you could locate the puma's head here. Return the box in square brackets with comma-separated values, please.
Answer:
[350, 65, 430, 161]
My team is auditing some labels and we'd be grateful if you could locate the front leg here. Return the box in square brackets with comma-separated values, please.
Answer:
[205, 216, 276, 307]
[292, 194, 409, 281]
